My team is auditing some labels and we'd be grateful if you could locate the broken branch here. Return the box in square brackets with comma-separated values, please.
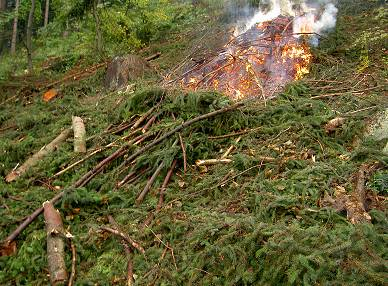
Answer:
[100, 226, 145, 254]
[136, 162, 165, 205]
[6, 128, 72, 182]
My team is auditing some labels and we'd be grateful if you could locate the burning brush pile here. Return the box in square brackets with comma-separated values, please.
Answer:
[178, 0, 338, 100]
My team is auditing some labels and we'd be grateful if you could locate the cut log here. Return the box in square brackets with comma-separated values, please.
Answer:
[5, 128, 72, 182]
[72, 116, 86, 153]
[43, 201, 68, 285]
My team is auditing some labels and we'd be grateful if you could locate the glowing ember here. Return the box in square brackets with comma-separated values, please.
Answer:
[181, 16, 313, 100]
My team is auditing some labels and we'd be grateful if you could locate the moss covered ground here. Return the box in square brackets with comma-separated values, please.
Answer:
[0, 0, 387, 285]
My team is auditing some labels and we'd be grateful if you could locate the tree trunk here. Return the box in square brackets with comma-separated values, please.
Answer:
[44, 0, 49, 27]
[26, 0, 36, 73]
[92, 0, 102, 53]
[11, 0, 20, 55]
[0, 0, 6, 55]
[0, 0, 6, 11]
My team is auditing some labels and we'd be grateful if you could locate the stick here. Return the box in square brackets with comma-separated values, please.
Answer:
[43, 201, 68, 285]
[136, 162, 165, 205]
[221, 136, 241, 159]
[178, 133, 187, 174]
[6, 128, 72, 182]
[72, 116, 86, 153]
[145, 52, 161, 61]
[195, 159, 232, 166]
[107, 216, 135, 286]
[157, 160, 177, 212]
[100, 226, 145, 254]
[3, 102, 243, 244]
[142, 113, 160, 133]
[68, 240, 76, 286]
[131, 106, 158, 130]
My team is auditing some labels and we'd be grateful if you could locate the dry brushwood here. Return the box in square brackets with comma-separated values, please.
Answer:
[2, 102, 243, 244]
[6, 128, 72, 182]
[43, 201, 68, 285]
[72, 116, 87, 153]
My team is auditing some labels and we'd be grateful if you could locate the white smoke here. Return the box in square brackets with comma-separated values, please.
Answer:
[236, 0, 338, 46]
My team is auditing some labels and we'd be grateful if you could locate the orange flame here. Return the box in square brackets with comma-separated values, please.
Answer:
[181, 16, 313, 100]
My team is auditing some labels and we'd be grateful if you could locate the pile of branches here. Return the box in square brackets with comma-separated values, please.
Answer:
[1, 89, 249, 248]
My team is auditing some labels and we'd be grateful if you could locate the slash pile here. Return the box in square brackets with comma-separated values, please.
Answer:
[180, 16, 312, 100]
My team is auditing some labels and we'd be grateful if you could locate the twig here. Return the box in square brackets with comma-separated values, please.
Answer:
[145, 226, 178, 271]
[208, 127, 261, 139]
[178, 133, 187, 174]
[195, 159, 232, 166]
[221, 136, 241, 159]
[100, 226, 145, 254]
[136, 162, 165, 205]
[311, 85, 383, 99]
[68, 240, 76, 286]
[145, 52, 161, 61]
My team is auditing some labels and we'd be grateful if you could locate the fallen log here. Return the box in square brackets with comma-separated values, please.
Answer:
[2, 102, 243, 244]
[43, 201, 68, 285]
[5, 128, 72, 182]
[72, 116, 86, 153]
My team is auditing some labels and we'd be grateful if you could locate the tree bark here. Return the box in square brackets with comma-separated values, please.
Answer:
[27, 0, 36, 73]
[0, 0, 7, 55]
[43, 201, 68, 285]
[92, 0, 102, 53]
[11, 0, 20, 55]
[0, 0, 6, 11]
[44, 0, 49, 27]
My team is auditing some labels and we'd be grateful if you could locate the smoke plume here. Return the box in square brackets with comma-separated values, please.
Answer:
[234, 0, 338, 45]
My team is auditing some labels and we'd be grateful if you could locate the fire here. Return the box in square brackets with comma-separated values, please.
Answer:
[180, 16, 313, 100]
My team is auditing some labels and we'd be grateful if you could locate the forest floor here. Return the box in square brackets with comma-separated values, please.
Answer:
[0, 1, 387, 285]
